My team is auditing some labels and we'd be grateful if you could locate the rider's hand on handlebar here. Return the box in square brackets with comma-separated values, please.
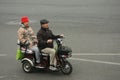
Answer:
[47, 39, 53, 43]
[60, 34, 64, 38]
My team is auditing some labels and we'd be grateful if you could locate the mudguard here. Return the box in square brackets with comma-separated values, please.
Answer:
[21, 58, 34, 66]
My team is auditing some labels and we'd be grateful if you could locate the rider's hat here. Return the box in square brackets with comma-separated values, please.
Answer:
[40, 19, 49, 25]
[21, 16, 29, 23]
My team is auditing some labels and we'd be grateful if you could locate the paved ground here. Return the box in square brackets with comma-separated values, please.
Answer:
[0, 0, 120, 80]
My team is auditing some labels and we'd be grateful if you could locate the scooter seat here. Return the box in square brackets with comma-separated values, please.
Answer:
[41, 51, 49, 56]
[42, 53, 49, 56]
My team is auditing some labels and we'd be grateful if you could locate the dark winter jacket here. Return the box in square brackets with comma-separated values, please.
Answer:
[37, 27, 61, 50]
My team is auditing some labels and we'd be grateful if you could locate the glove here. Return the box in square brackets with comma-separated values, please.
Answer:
[25, 41, 30, 46]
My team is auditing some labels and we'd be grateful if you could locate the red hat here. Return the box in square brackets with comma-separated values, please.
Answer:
[21, 16, 29, 23]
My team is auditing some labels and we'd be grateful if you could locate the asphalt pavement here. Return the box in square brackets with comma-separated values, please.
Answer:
[0, 0, 120, 80]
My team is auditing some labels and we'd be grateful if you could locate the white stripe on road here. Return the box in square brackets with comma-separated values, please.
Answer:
[0, 76, 6, 79]
[70, 58, 120, 66]
[0, 53, 120, 56]
[73, 53, 120, 56]
[0, 54, 7, 57]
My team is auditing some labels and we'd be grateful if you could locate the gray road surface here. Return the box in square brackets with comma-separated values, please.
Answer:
[0, 0, 120, 80]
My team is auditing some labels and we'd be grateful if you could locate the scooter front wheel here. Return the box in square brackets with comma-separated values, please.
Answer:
[61, 61, 73, 75]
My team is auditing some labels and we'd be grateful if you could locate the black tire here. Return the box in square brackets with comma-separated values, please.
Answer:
[22, 61, 34, 73]
[61, 61, 73, 75]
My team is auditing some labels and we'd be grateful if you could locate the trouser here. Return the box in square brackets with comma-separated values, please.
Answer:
[41, 48, 56, 66]
[31, 46, 40, 63]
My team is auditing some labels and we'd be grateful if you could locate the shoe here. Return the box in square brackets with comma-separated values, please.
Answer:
[49, 66, 57, 71]
[36, 63, 44, 68]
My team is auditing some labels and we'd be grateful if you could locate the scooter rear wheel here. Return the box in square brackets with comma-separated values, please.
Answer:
[22, 61, 34, 73]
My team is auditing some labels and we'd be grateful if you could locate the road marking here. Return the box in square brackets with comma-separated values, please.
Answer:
[0, 54, 7, 57]
[73, 53, 120, 56]
[0, 76, 6, 79]
[70, 58, 120, 66]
